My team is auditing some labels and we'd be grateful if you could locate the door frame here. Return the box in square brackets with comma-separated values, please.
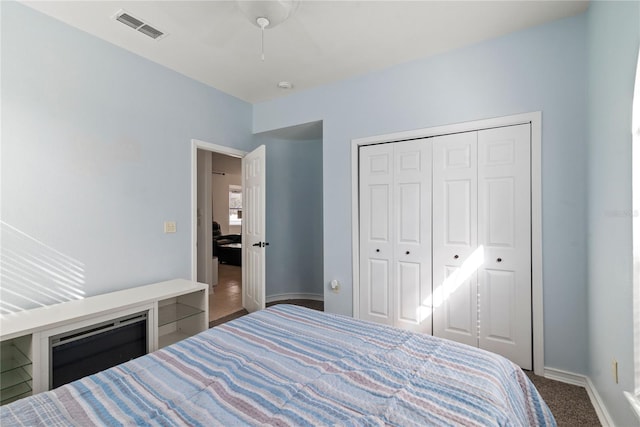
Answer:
[350, 111, 544, 375]
[190, 139, 246, 283]
[196, 149, 213, 287]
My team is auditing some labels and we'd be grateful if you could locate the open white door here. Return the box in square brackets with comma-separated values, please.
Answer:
[242, 145, 266, 313]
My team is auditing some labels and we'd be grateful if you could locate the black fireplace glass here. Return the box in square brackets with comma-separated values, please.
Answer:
[50, 312, 147, 389]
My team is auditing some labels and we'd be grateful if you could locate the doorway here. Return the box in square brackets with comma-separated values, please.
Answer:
[192, 140, 247, 324]
[209, 152, 243, 323]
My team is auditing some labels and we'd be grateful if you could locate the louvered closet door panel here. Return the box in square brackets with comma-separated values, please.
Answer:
[359, 144, 394, 325]
[477, 124, 532, 369]
[394, 140, 432, 334]
[432, 132, 478, 347]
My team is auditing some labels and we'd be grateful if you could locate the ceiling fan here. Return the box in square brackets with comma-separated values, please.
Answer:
[237, 0, 300, 61]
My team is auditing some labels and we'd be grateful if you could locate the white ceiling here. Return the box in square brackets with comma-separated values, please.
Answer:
[21, 1, 589, 104]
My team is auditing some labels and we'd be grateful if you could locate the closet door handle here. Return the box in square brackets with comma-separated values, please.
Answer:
[454, 255, 459, 259]
[405, 251, 410, 255]
[496, 257, 502, 263]
[376, 249, 380, 253]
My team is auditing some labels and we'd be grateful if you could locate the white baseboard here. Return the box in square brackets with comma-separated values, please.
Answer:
[544, 367, 613, 426]
[624, 391, 640, 422]
[265, 293, 323, 304]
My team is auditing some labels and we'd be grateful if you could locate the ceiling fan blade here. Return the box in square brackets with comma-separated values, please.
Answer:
[276, 14, 323, 56]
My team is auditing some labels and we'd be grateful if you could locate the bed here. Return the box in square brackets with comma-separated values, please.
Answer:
[1, 305, 555, 426]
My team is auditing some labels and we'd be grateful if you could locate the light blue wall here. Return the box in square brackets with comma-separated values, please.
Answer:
[0, 2, 252, 311]
[254, 15, 590, 374]
[587, 2, 639, 426]
[259, 136, 324, 300]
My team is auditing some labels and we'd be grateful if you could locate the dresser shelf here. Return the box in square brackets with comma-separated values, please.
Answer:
[0, 339, 32, 405]
[157, 288, 207, 349]
[158, 303, 204, 327]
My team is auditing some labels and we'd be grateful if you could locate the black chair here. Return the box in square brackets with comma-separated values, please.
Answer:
[212, 221, 221, 253]
[214, 233, 241, 265]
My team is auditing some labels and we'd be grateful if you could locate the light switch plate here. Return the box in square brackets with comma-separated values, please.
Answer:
[164, 221, 177, 233]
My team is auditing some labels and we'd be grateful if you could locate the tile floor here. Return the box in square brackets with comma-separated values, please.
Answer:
[209, 264, 242, 322]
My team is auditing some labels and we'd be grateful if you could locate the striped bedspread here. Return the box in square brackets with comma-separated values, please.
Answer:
[1, 305, 555, 426]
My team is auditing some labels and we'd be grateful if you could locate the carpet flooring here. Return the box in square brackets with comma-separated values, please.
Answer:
[209, 300, 600, 426]
[525, 371, 601, 426]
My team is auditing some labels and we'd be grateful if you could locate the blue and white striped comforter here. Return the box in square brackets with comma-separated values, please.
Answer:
[1, 305, 555, 426]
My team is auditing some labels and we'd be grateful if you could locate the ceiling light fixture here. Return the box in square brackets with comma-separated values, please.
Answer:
[237, 0, 299, 61]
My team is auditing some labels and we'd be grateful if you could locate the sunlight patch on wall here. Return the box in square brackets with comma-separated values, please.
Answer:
[0, 222, 85, 314]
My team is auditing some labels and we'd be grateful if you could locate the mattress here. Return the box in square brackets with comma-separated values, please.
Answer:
[1, 305, 555, 426]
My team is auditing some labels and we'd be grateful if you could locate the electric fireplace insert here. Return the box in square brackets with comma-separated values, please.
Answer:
[49, 311, 148, 389]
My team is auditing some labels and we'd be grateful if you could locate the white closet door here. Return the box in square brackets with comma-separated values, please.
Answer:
[359, 144, 394, 325]
[393, 140, 432, 333]
[477, 124, 531, 369]
[432, 132, 478, 347]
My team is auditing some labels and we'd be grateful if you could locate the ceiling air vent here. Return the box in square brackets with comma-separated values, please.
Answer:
[113, 10, 167, 40]
[116, 12, 143, 30]
[138, 24, 164, 40]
